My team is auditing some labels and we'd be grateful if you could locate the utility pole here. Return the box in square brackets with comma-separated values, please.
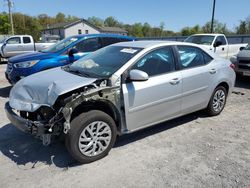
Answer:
[7, 0, 14, 35]
[210, 0, 216, 33]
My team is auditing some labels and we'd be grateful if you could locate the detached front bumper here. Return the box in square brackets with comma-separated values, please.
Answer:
[5, 102, 45, 136]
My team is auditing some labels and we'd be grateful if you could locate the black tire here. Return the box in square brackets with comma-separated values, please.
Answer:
[65, 110, 117, 164]
[206, 86, 228, 116]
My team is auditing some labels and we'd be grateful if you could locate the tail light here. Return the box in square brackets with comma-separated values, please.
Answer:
[230, 63, 235, 70]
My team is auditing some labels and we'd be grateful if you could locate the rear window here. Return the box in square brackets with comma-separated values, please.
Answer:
[23, 37, 31, 44]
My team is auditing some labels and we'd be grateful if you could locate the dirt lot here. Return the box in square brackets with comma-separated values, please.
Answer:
[0, 64, 250, 188]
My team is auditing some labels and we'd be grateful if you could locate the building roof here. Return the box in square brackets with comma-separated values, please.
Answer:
[99, 27, 127, 33]
[44, 19, 100, 30]
[43, 19, 127, 33]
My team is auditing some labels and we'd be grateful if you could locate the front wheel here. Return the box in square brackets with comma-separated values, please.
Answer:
[206, 86, 227, 116]
[65, 110, 117, 163]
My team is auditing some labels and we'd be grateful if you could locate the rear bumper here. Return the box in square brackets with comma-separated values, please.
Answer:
[235, 68, 250, 76]
[5, 102, 45, 136]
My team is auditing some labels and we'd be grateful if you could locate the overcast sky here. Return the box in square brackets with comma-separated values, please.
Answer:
[1, 0, 249, 31]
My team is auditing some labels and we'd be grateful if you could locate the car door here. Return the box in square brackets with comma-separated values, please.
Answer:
[214, 36, 228, 58]
[2, 37, 22, 57]
[21, 36, 34, 53]
[176, 45, 215, 114]
[122, 46, 182, 131]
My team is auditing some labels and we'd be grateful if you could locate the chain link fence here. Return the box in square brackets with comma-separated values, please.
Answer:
[138, 35, 250, 44]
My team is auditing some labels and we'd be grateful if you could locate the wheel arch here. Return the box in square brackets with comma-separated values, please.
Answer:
[70, 100, 122, 134]
[215, 81, 229, 94]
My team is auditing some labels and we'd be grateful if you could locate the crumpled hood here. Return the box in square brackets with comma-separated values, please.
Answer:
[9, 67, 97, 112]
[9, 51, 56, 63]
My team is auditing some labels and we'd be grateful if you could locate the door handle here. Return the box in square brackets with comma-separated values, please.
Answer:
[222, 47, 225, 51]
[170, 78, 181, 85]
[209, 69, 217, 74]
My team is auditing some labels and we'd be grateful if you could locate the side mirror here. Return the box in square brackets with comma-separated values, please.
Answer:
[128, 69, 149, 82]
[68, 48, 78, 57]
[213, 41, 222, 48]
[239, 46, 245, 51]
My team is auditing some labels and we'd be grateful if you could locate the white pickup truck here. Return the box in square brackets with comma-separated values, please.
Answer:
[184, 34, 248, 59]
[0, 35, 55, 60]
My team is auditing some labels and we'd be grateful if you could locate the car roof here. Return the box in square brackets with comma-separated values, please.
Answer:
[112, 40, 200, 48]
[70, 34, 135, 40]
[189, 33, 223, 37]
[111, 40, 217, 58]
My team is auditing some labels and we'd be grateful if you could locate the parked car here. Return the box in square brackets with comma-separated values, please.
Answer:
[184, 34, 247, 59]
[230, 44, 250, 76]
[5, 34, 134, 84]
[0, 35, 55, 60]
[5, 41, 235, 163]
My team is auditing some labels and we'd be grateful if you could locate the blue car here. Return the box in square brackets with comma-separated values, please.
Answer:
[5, 34, 134, 84]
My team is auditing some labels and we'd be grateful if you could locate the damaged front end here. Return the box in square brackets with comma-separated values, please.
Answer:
[5, 102, 64, 145]
[61, 79, 122, 134]
[6, 78, 123, 146]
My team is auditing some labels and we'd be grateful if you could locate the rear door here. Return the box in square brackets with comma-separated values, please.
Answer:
[176, 45, 216, 114]
[122, 46, 182, 131]
[21, 36, 34, 53]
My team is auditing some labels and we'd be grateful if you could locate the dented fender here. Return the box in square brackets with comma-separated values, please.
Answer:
[61, 85, 125, 134]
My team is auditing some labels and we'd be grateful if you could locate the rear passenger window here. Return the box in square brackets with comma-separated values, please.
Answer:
[131, 47, 175, 77]
[101, 37, 120, 47]
[23, 37, 31, 44]
[203, 52, 213, 64]
[177, 46, 212, 69]
[119, 38, 132, 42]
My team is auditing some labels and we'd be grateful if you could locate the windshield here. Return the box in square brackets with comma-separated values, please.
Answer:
[184, 35, 215, 45]
[41, 37, 79, 53]
[245, 44, 250, 50]
[65, 46, 142, 78]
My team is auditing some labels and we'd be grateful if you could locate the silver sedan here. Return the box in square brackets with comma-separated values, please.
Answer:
[6, 41, 236, 163]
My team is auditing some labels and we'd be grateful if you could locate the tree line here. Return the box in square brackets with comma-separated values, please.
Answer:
[0, 12, 250, 41]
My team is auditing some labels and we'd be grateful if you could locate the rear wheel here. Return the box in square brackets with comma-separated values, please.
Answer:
[65, 110, 117, 163]
[206, 86, 227, 116]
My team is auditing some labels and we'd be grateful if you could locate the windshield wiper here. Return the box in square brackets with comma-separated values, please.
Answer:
[63, 66, 92, 77]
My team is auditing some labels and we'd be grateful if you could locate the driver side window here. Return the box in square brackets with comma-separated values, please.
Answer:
[7, 37, 21, 44]
[215, 36, 227, 45]
[131, 47, 175, 77]
[74, 38, 101, 52]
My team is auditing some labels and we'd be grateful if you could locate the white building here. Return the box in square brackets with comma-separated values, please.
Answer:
[42, 19, 128, 39]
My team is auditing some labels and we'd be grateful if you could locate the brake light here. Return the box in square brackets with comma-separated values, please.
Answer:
[230, 63, 235, 70]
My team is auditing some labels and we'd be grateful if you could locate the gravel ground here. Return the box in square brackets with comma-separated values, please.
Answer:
[0, 63, 250, 188]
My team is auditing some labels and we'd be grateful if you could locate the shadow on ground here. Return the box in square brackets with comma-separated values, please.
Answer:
[0, 124, 76, 168]
[235, 76, 250, 90]
[0, 111, 205, 168]
[0, 86, 11, 98]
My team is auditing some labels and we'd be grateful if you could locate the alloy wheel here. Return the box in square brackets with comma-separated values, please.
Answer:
[78, 121, 112, 157]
